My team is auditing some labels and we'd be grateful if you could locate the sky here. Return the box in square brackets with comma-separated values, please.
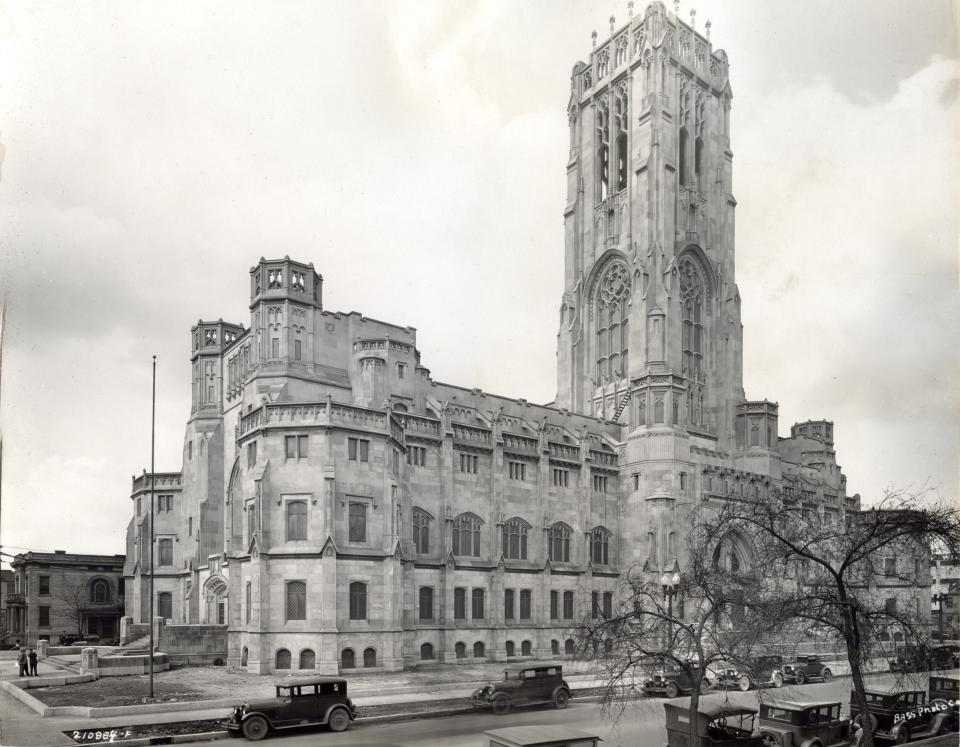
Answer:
[0, 1, 957, 559]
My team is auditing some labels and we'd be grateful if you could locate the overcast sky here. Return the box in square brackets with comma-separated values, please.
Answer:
[0, 1, 957, 559]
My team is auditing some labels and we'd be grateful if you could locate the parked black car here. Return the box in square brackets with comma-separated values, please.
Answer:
[928, 676, 959, 733]
[782, 655, 833, 685]
[471, 664, 571, 714]
[931, 644, 960, 669]
[226, 677, 356, 740]
[716, 655, 785, 690]
[642, 662, 712, 698]
[850, 686, 953, 743]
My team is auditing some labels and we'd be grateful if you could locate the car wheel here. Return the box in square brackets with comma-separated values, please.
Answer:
[820, 668, 832, 682]
[327, 707, 351, 733]
[553, 688, 570, 709]
[738, 674, 752, 692]
[665, 682, 680, 699]
[894, 726, 909, 744]
[759, 729, 784, 747]
[795, 671, 806, 685]
[772, 671, 784, 688]
[492, 695, 511, 715]
[241, 715, 269, 741]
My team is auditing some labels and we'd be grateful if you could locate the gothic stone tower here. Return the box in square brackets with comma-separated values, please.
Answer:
[556, 2, 746, 571]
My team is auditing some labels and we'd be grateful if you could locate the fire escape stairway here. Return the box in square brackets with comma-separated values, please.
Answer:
[611, 390, 631, 423]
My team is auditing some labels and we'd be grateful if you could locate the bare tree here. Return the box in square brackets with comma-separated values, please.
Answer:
[579, 534, 789, 746]
[57, 578, 89, 638]
[702, 490, 960, 747]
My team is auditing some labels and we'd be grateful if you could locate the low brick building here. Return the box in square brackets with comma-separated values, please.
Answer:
[6, 551, 126, 646]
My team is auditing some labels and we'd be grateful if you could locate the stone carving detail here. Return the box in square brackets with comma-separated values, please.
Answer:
[615, 34, 628, 67]
[597, 261, 630, 307]
[596, 47, 610, 78]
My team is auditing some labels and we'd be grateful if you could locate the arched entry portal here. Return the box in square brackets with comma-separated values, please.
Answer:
[204, 576, 228, 625]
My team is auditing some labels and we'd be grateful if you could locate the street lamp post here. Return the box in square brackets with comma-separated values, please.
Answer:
[933, 592, 948, 642]
[661, 572, 681, 648]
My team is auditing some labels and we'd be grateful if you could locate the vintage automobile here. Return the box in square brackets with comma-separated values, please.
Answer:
[756, 699, 852, 747]
[781, 655, 833, 685]
[483, 725, 602, 747]
[643, 661, 713, 699]
[663, 699, 765, 746]
[928, 675, 959, 732]
[716, 656, 785, 691]
[850, 686, 954, 743]
[931, 644, 960, 669]
[226, 677, 356, 740]
[471, 664, 572, 715]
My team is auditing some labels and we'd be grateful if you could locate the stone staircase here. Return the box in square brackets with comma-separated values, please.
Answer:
[121, 634, 151, 653]
[43, 654, 84, 674]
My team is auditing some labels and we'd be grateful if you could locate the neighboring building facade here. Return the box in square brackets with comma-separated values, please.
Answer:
[930, 551, 960, 641]
[125, 2, 892, 674]
[0, 569, 13, 644]
[6, 551, 125, 646]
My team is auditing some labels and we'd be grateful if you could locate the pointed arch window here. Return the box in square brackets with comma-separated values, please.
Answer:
[413, 507, 432, 555]
[90, 579, 110, 604]
[452, 513, 482, 557]
[596, 98, 610, 201]
[501, 517, 529, 560]
[590, 526, 611, 566]
[615, 85, 629, 191]
[679, 256, 707, 426]
[548, 522, 572, 563]
[596, 261, 630, 382]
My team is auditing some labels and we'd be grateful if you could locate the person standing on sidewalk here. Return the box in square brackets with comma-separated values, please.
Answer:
[16, 647, 28, 677]
[27, 649, 38, 676]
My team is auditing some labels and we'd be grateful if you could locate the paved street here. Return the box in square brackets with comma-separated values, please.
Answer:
[167, 671, 942, 747]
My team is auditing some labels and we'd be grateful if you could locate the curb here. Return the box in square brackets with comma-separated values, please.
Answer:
[72, 695, 613, 747]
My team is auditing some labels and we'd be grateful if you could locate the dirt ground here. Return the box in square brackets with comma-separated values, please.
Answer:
[31, 660, 599, 708]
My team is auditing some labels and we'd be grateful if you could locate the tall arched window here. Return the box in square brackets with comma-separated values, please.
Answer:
[275, 649, 291, 669]
[341, 649, 355, 669]
[679, 255, 706, 425]
[245, 582, 251, 623]
[695, 93, 706, 191]
[157, 592, 172, 620]
[90, 579, 110, 604]
[548, 523, 572, 563]
[505, 640, 515, 657]
[349, 582, 367, 620]
[299, 649, 315, 669]
[413, 507, 432, 554]
[286, 581, 306, 621]
[590, 526, 610, 565]
[678, 80, 691, 187]
[420, 642, 434, 660]
[473, 641, 485, 658]
[419, 586, 434, 621]
[452, 513, 482, 557]
[501, 517, 529, 560]
[286, 500, 307, 541]
[596, 98, 610, 201]
[521, 640, 532, 656]
[455, 642, 466, 659]
[565, 638, 575, 655]
[596, 261, 630, 382]
[363, 648, 377, 668]
[615, 85, 629, 191]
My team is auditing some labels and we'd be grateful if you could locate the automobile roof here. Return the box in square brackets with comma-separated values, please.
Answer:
[761, 699, 842, 710]
[858, 685, 925, 696]
[274, 677, 347, 686]
[665, 699, 758, 718]
[483, 725, 602, 745]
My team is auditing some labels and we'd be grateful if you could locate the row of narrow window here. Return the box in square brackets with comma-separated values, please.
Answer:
[256, 639, 599, 669]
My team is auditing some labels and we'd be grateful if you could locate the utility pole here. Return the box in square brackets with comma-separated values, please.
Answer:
[148, 355, 156, 699]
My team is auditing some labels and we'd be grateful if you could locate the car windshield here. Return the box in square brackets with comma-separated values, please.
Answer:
[863, 693, 887, 706]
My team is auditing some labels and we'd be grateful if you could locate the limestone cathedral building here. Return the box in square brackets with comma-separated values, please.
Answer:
[124, 2, 859, 674]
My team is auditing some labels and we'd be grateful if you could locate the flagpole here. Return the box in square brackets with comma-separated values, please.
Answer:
[148, 355, 156, 699]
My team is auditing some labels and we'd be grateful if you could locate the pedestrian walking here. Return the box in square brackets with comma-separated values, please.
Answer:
[28, 649, 38, 676]
[16, 647, 28, 677]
